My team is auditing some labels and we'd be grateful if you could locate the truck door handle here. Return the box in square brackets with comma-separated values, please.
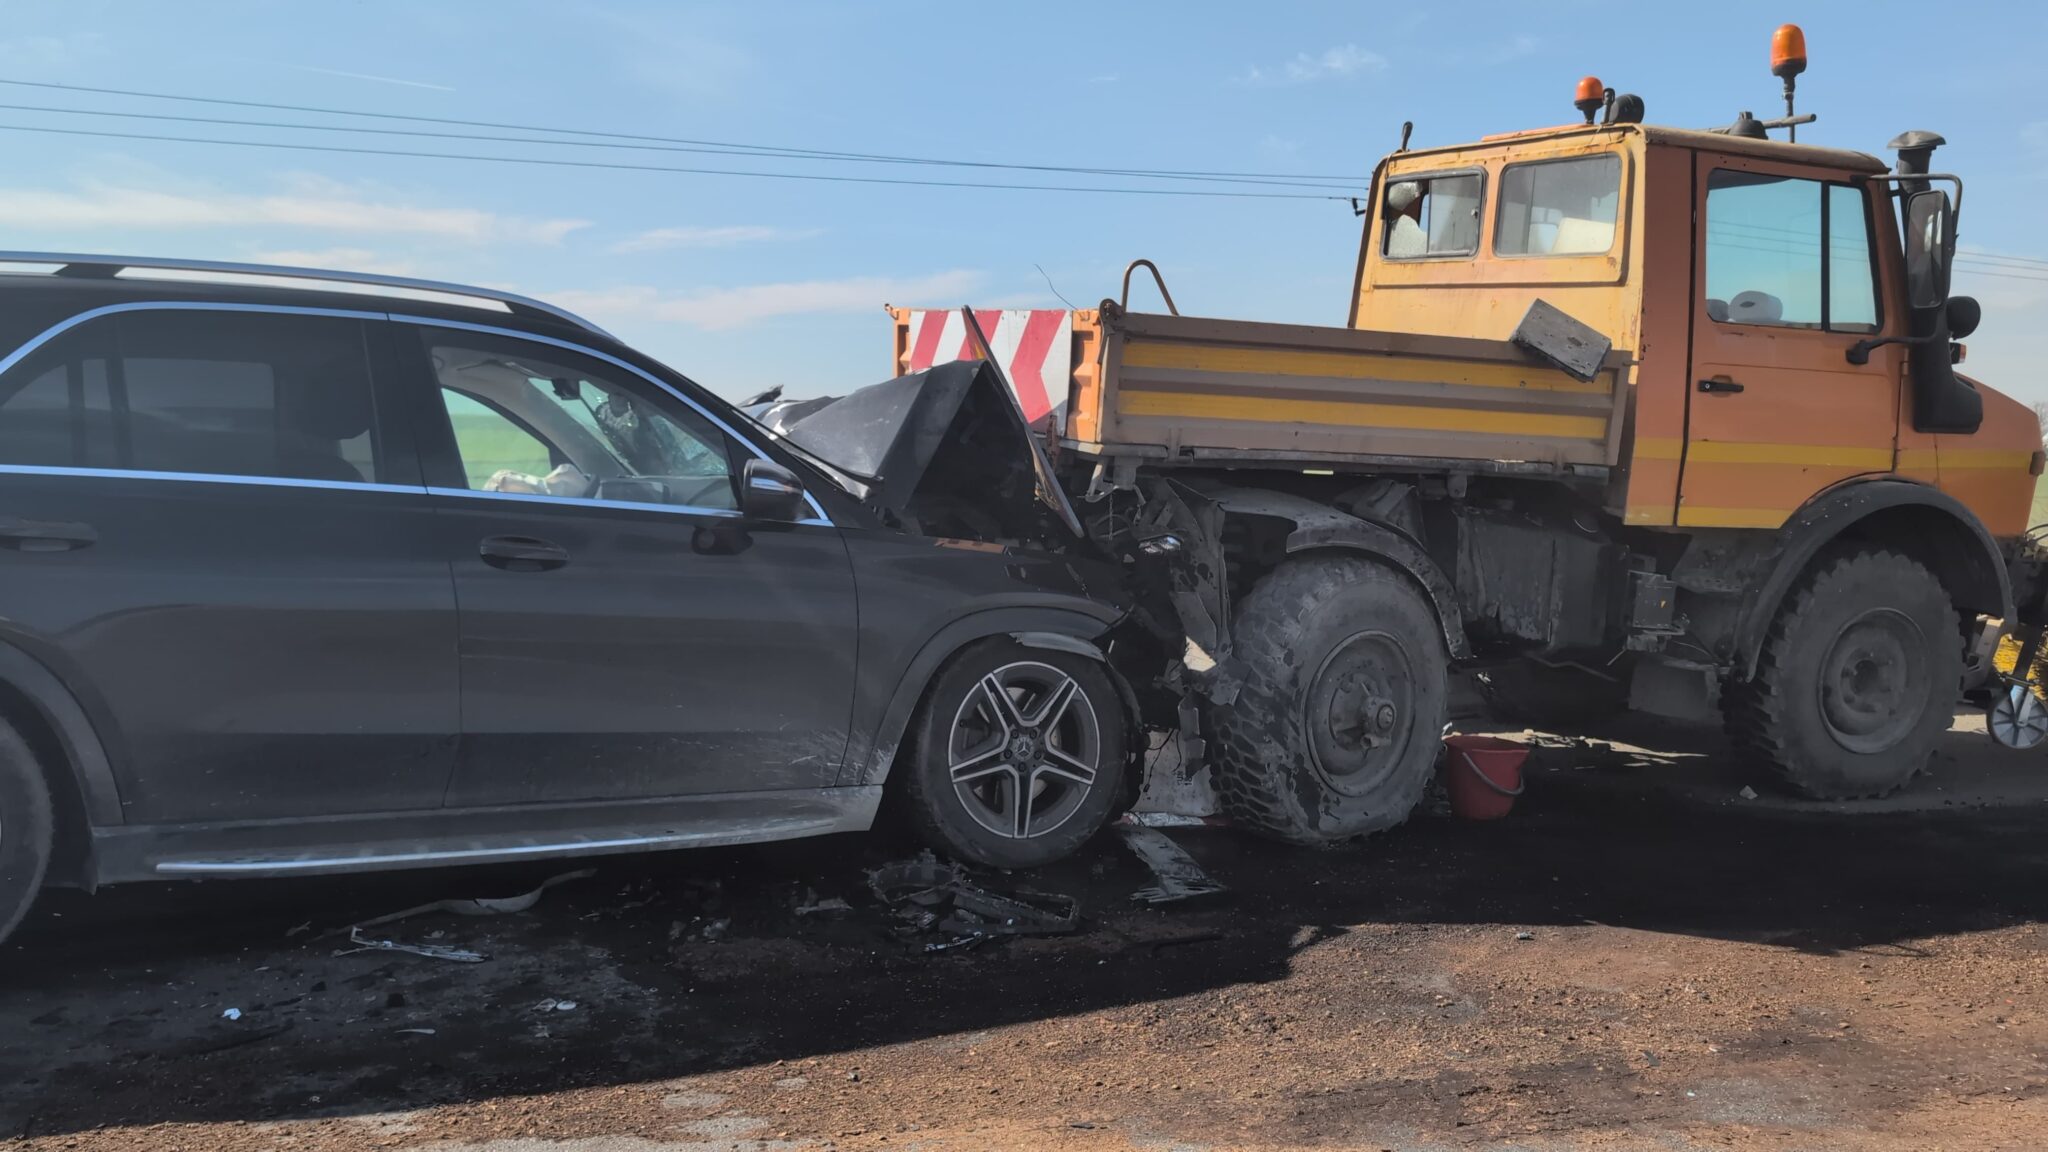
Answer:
[0, 518, 96, 552]
[479, 535, 569, 572]
[1696, 376, 1745, 394]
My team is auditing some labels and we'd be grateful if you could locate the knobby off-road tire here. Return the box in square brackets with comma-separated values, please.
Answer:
[1211, 556, 1449, 846]
[896, 639, 1128, 869]
[0, 718, 53, 948]
[1724, 550, 1960, 799]
[1481, 659, 1630, 728]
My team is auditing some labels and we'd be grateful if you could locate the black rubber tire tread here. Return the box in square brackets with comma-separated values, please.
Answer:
[1210, 556, 1448, 846]
[0, 717, 52, 948]
[1481, 660, 1629, 728]
[1724, 549, 1960, 800]
[894, 638, 1127, 870]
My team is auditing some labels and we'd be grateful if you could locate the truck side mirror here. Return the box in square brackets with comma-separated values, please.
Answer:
[1947, 295, 1981, 340]
[1903, 188, 1954, 309]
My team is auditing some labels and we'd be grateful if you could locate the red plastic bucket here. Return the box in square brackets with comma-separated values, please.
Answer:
[1441, 735, 1528, 821]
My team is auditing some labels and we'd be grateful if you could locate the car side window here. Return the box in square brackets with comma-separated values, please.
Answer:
[428, 337, 739, 512]
[0, 310, 384, 482]
[441, 389, 557, 489]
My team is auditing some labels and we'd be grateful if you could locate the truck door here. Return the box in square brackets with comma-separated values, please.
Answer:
[1679, 159, 1904, 527]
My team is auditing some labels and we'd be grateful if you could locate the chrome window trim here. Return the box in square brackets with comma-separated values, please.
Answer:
[429, 486, 833, 527]
[0, 300, 837, 526]
[0, 462, 421, 495]
[394, 313, 835, 525]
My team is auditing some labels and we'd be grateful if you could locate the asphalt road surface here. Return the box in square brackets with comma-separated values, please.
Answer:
[5, 712, 2047, 1151]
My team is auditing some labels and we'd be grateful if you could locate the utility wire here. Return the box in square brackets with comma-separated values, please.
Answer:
[0, 121, 1350, 199]
[0, 101, 1362, 192]
[0, 76, 1370, 187]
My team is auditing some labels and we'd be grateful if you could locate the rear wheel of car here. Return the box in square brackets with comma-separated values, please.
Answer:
[898, 640, 1127, 869]
[0, 718, 53, 948]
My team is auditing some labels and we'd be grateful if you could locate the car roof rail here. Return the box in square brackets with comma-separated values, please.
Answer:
[0, 251, 615, 340]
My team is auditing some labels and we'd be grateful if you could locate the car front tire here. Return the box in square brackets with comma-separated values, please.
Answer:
[897, 639, 1128, 869]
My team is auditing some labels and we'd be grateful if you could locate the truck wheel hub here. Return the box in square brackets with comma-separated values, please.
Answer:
[1818, 608, 1928, 753]
[1306, 631, 1415, 797]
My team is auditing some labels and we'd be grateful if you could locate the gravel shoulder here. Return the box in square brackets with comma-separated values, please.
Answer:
[5, 713, 2047, 1150]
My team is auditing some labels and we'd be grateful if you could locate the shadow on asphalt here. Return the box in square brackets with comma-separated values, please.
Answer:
[5, 717, 2047, 1136]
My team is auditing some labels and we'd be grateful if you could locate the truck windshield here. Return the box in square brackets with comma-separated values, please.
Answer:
[1495, 154, 1622, 256]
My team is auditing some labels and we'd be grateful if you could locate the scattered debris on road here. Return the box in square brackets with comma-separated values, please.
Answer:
[337, 868, 596, 936]
[335, 926, 486, 964]
[868, 853, 1079, 949]
[793, 890, 852, 917]
[1115, 821, 1226, 904]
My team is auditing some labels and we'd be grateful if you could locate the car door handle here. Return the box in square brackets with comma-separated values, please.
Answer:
[1696, 376, 1745, 394]
[0, 518, 96, 552]
[478, 535, 569, 572]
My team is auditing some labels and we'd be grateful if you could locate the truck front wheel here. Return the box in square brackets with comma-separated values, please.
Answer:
[1724, 549, 1960, 798]
[1211, 556, 1448, 845]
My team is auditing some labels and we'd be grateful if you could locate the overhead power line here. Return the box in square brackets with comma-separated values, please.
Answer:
[0, 121, 1349, 199]
[0, 77, 1370, 189]
[0, 101, 1363, 192]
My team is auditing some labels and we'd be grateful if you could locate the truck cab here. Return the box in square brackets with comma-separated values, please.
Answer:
[1355, 121, 2040, 539]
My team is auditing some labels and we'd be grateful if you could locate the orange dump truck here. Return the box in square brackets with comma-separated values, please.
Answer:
[862, 28, 2045, 844]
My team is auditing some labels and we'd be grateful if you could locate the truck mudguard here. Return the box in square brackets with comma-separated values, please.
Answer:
[1733, 479, 2013, 679]
[1199, 484, 1471, 659]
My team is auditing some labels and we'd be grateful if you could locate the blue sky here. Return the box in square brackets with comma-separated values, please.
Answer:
[0, 0, 2042, 404]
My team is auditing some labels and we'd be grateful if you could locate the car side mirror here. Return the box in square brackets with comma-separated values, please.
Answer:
[740, 459, 807, 522]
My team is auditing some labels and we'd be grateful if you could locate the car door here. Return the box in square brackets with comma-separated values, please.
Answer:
[0, 304, 460, 823]
[1680, 161, 1905, 527]
[394, 322, 861, 807]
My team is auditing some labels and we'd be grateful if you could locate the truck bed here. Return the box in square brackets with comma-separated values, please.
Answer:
[1069, 308, 1631, 476]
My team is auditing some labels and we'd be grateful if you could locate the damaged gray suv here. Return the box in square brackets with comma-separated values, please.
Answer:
[0, 253, 1145, 947]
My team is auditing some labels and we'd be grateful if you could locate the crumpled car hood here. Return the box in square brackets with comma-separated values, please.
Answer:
[767, 360, 1082, 543]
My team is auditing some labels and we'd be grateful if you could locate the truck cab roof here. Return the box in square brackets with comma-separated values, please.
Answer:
[1389, 122, 1888, 175]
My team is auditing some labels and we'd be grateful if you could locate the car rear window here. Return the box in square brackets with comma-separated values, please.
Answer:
[1494, 154, 1622, 257]
[0, 308, 384, 483]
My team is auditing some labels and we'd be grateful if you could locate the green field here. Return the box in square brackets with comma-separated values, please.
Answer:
[2033, 476, 2048, 531]
[448, 411, 554, 488]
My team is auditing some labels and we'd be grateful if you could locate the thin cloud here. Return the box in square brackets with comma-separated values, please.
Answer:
[609, 225, 821, 254]
[247, 247, 418, 276]
[291, 64, 456, 93]
[1236, 44, 1385, 87]
[550, 270, 983, 331]
[0, 180, 588, 244]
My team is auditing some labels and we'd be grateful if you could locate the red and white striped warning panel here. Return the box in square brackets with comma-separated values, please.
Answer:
[897, 308, 1073, 427]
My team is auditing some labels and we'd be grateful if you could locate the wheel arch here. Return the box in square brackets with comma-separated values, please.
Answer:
[1733, 479, 2012, 680]
[1199, 484, 1469, 660]
[0, 640, 126, 888]
[843, 605, 1126, 791]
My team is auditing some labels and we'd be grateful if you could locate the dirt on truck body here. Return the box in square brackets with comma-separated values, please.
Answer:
[773, 25, 2046, 848]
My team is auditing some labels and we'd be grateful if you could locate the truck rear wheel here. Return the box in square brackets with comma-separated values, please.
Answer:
[1211, 556, 1448, 845]
[1724, 550, 1960, 799]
